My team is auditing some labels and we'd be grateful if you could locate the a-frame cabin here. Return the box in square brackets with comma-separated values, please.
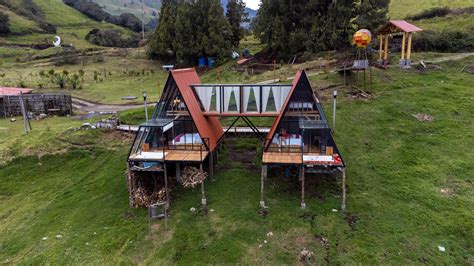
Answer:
[260, 70, 346, 209]
[127, 68, 222, 208]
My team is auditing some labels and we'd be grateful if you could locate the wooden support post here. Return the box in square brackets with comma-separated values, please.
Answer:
[406, 32, 413, 67]
[164, 163, 170, 209]
[127, 163, 133, 208]
[341, 168, 346, 211]
[383, 34, 389, 66]
[176, 162, 181, 182]
[209, 151, 214, 181]
[300, 165, 306, 209]
[200, 163, 206, 206]
[400, 32, 406, 66]
[260, 165, 267, 208]
[378, 34, 383, 63]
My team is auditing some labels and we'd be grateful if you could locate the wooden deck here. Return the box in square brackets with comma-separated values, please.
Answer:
[129, 149, 208, 162]
[262, 152, 344, 166]
[262, 152, 302, 164]
[164, 149, 208, 162]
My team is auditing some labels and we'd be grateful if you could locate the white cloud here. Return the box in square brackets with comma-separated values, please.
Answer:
[243, 0, 260, 10]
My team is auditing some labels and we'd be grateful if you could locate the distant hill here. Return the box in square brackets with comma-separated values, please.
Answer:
[91, 0, 257, 26]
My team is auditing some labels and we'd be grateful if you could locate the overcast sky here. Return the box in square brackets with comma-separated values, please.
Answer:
[243, 0, 260, 10]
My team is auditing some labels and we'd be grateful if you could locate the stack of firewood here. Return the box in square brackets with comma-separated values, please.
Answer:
[132, 187, 167, 207]
[180, 166, 208, 188]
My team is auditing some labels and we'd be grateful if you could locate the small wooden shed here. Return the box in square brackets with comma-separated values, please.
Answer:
[377, 20, 423, 67]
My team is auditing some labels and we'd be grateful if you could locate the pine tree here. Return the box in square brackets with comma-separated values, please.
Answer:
[256, 0, 356, 58]
[226, 0, 249, 48]
[206, 0, 232, 60]
[148, 0, 177, 60]
[173, 0, 198, 65]
[354, 0, 389, 33]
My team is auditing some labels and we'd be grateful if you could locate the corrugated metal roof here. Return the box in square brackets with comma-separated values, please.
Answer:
[379, 20, 423, 34]
[265, 70, 303, 150]
[0, 87, 33, 96]
[171, 68, 223, 152]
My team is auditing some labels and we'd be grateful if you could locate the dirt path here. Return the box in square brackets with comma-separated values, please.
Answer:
[72, 97, 144, 113]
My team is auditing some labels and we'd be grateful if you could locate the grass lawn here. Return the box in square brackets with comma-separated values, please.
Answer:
[1, 56, 473, 264]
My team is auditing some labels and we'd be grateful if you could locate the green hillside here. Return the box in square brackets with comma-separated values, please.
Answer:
[93, 0, 159, 23]
[389, 0, 473, 18]
[0, 0, 132, 47]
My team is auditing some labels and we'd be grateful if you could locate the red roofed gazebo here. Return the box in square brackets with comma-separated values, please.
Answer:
[377, 20, 423, 68]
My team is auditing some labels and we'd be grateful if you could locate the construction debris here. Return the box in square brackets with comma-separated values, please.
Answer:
[413, 113, 434, 122]
[349, 89, 372, 99]
[132, 187, 167, 207]
[299, 248, 314, 262]
[180, 166, 208, 188]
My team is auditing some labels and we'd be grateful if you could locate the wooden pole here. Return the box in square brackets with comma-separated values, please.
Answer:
[341, 168, 346, 211]
[406, 33, 413, 67]
[260, 165, 267, 208]
[164, 163, 170, 209]
[200, 163, 206, 206]
[127, 163, 133, 208]
[378, 34, 383, 62]
[209, 151, 214, 181]
[300, 165, 306, 209]
[383, 34, 389, 66]
[400, 32, 406, 66]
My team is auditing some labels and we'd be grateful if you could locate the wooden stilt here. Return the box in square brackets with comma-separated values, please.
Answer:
[176, 163, 181, 182]
[164, 163, 170, 209]
[383, 34, 389, 66]
[209, 151, 214, 181]
[378, 34, 383, 63]
[200, 163, 206, 206]
[341, 168, 346, 211]
[300, 165, 306, 209]
[126, 163, 133, 208]
[400, 32, 406, 65]
[406, 32, 413, 67]
[260, 165, 267, 208]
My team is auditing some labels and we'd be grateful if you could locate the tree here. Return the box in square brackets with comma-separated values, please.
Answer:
[206, 0, 232, 60]
[0, 11, 10, 36]
[148, 0, 177, 60]
[354, 0, 389, 33]
[173, 1, 198, 65]
[226, 0, 249, 47]
[255, 0, 356, 59]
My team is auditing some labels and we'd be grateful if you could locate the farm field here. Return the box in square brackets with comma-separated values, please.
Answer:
[1, 56, 473, 264]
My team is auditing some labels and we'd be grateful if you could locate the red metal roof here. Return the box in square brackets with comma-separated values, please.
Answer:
[379, 20, 423, 34]
[265, 70, 303, 150]
[171, 68, 224, 152]
[0, 87, 33, 96]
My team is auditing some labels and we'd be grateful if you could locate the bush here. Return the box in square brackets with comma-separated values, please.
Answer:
[407, 7, 450, 21]
[413, 30, 474, 52]
[0, 11, 10, 36]
[63, 0, 109, 21]
[54, 47, 79, 66]
[85, 28, 140, 48]
[116, 13, 142, 32]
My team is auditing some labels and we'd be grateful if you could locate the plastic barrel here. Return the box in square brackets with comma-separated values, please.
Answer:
[198, 57, 207, 67]
[207, 57, 216, 68]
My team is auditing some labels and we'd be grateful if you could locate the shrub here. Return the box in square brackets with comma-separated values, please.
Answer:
[115, 13, 142, 32]
[413, 30, 474, 53]
[85, 28, 140, 48]
[407, 7, 450, 21]
[0, 11, 10, 36]
[54, 47, 79, 66]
